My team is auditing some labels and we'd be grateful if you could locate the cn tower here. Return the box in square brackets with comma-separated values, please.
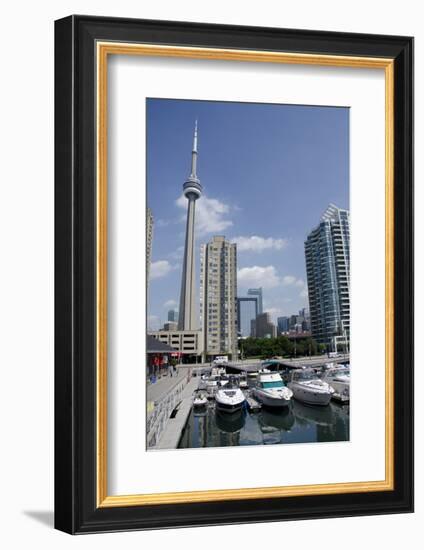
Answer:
[178, 121, 202, 330]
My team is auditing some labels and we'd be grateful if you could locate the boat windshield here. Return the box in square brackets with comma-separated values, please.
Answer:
[260, 380, 284, 389]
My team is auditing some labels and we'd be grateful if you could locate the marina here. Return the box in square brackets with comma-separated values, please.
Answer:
[147, 358, 350, 450]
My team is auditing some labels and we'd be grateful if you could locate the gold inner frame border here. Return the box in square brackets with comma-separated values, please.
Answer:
[96, 42, 395, 508]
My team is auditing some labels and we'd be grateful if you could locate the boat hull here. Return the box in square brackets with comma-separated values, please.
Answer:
[215, 400, 244, 413]
[253, 389, 291, 408]
[288, 382, 333, 406]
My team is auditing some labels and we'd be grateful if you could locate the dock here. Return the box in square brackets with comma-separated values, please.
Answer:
[244, 392, 262, 411]
[332, 392, 350, 404]
[155, 376, 199, 450]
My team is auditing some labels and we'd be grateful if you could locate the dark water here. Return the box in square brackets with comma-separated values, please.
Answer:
[178, 398, 349, 449]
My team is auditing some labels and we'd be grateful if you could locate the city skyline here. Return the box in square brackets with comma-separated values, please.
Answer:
[147, 98, 349, 330]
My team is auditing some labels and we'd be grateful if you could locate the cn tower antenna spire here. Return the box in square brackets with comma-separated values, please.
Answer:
[190, 119, 198, 178]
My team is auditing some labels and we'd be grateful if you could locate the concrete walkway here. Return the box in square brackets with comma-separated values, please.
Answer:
[156, 376, 199, 449]
[147, 369, 186, 403]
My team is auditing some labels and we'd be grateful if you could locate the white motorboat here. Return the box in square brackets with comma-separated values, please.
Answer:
[321, 365, 350, 399]
[253, 372, 293, 408]
[239, 374, 248, 389]
[205, 374, 220, 390]
[215, 379, 246, 413]
[247, 371, 258, 379]
[287, 368, 334, 406]
[193, 393, 208, 408]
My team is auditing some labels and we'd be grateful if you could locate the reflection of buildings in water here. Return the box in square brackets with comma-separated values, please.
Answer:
[292, 399, 335, 427]
[259, 407, 295, 434]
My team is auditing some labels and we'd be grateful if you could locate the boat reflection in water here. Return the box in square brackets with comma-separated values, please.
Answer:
[178, 395, 349, 449]
[291, 399, 335, 427]
[257, 407, 295, 444]
[215, 408, 246, 433]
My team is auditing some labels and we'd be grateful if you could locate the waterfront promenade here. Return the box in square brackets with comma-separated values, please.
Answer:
[156, 376, 199, 449]
[147, 367, 199, 449]
[147, 368, 186, 403]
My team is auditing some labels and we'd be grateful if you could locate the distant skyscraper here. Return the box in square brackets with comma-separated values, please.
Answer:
[248, 288, 263, 314]
[178, 121, 202, 331]
[167, 309, 178, 322]
[200, 236, 238, 359]
[254, 312, 277, 338]
[305, 203, 350, 350]
[146, 208, 154, 284]
[237, 296, 258, 337]
[277, 316, 290, 333]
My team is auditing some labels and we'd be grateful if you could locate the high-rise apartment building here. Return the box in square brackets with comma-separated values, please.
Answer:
[247, 287, 263, 315]
[200, 236, 238, 359]
[304, 203, 350, 351]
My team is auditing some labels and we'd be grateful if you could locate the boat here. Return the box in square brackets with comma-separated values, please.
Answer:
[247, 371, 259, 379]
[253, 372, 293, 408]
[193, 392, 208, 408]
[219, 374, 230, 387]
[287, 368, 334, 406]
[205, 374, 220, 390]
[238, 374, 248, 389]
[321, 365, 350, 399]
[215, 378, 246, 413]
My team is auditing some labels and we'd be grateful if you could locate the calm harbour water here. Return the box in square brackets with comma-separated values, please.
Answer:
[178, 396, 349, 449]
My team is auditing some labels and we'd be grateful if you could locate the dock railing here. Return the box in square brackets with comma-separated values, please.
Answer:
[146, 372, 189, 448]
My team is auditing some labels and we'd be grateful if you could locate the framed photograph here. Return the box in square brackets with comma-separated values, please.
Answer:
[54, 15, 413, 533]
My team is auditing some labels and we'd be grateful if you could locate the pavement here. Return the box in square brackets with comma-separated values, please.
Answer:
[156, 376, 199, 449]
[147, 368, 187, 403]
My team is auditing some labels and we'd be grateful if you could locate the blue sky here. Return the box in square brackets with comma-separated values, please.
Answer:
[147, 98, 349, 330]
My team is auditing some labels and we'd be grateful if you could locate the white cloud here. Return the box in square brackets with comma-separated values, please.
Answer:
[282, 275, 306, 289]
[150, 260, 175, 280]
[232, 235, 288, 253]
[163, 299, 177, 308]
[176, 194, 233, 236]
[168, 245, 185, 260]
[300, 288, 308, 298]
[237, 265, 280, 289]
[156, 218, 171, 228]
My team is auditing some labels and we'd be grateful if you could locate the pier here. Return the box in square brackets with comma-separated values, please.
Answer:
[226, 353, 349, 374]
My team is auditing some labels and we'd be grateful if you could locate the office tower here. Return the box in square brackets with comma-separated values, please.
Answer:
[146, 207, 154, 284]
[254, 312, 277, 338]
[237, 296, 258, 337]
[178, 121, 202, 331]
[277, 316, 290, 333]
[305, 203, 350, 350]
[167, 309, 178, 322]
[247, 287, 263, 315]
[200, 236, 238, 359]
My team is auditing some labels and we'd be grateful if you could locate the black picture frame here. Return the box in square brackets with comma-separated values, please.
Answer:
[55, 15, 414, 534]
